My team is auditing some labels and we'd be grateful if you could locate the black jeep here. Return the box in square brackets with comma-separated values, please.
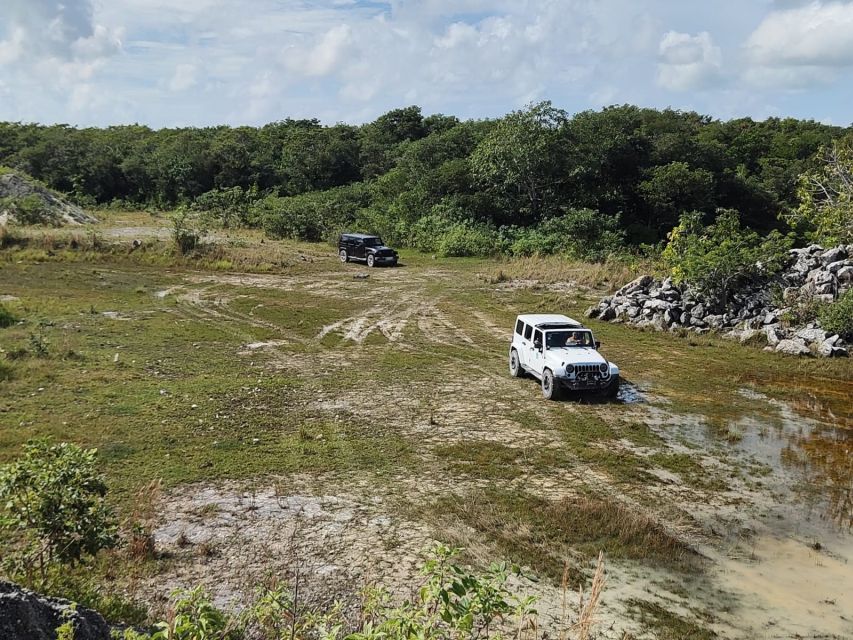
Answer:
[338, 233, 398, 267]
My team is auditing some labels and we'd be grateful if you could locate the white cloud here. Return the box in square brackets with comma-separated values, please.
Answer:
[746, 1, 853, 67]
[0, 27, 25, 64]
[169, 63, 199, 91]
[284, 23, 353, 77]
[0, 0, 849, 127]
[656, 31, 722, 91]
[0, 0, 123, 122]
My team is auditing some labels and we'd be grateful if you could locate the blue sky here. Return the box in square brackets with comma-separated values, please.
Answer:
[1, 0, 852, 127]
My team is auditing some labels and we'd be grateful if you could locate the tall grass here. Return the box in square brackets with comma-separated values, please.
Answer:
[481, 255, 649, 292]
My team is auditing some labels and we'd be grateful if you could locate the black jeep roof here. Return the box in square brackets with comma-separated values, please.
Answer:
[341, 233, 379, 239]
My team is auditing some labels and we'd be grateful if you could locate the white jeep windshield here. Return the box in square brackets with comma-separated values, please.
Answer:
[546, 330, 593, 348]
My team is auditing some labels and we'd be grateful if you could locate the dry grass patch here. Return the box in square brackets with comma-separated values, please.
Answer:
[480, 255, 646, 292]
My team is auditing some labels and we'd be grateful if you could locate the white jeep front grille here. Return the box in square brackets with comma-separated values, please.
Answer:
[575, 364, 598, 374]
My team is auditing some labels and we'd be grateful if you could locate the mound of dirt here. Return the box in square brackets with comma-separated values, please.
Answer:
[0, 171, 98, 226]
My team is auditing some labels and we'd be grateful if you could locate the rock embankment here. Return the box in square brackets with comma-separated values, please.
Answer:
[586, 244, 852, 357]
[0, 581, 112, 640]
[0, 172, 98, 226]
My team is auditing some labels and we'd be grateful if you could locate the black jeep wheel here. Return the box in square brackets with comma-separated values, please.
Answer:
[367, 254, 375, 267]
[604, 375, 620, 399]
[542, 369, 562, 400]
[339, 249, 349, 263]
[509, 349, 523, 378]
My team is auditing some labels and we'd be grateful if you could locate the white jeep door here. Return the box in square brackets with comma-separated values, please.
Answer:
[528, 329, 545, 378]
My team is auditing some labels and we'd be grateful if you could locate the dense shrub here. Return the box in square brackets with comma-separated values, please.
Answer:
[192, 185, 260, 228]
[818, 289, 853, 340]
[437, 221, 500, 257]
[661, 209, 793, 305]
[259, 184, 367, 243]
[506, 208, 625, 261]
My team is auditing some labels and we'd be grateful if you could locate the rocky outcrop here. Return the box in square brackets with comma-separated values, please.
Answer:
[0, 581, 112, 640]
[587, 245, 852, 357]
[0, 172, 98, 226]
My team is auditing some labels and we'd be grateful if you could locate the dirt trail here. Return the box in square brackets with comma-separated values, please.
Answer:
[143, 262, 853, 639]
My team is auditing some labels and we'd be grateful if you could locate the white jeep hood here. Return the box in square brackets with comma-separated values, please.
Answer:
[546, 347, 607, 365]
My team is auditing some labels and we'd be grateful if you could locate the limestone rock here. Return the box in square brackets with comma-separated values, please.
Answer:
[0, 581, 112, 640]
[775, 339, 811, 356]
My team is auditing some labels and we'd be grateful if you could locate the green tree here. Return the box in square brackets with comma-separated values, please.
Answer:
[471, 101, 570, 224]
[638, 161, 716, 232]
[0, 439, 117, 586]
[789, 136, 853, 244]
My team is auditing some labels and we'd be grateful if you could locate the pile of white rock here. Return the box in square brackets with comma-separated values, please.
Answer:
[586, 244, 852, 357]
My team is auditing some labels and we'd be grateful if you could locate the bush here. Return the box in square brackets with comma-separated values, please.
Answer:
[0, 304, 17, 328]
[437, 221, 499, 257]
[170, 206, 208, 255]
[505, 208, 625, 261]
[259, 184, 367, 242]
[661, 209, 793, 306]
[0, 439, 117, 586]
[818, 289, 853, 340]
[192, 186, 260, 228]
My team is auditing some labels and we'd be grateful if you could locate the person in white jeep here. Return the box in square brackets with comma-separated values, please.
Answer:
[508, 314, 620, 400]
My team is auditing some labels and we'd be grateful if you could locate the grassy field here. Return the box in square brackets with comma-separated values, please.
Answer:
[1, 214, 852, 638]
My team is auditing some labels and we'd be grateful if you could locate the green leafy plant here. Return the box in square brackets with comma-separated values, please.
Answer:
[170, 206, 209, 255]
[152, 586, 237, 640]
[28, 330, 50, 358]
[0, 439, 117, 586]
[55, 607, 77, 640]
[661, 209, 792, 306]
[818, 288, 853, 340]
[350, 544, 536, 640]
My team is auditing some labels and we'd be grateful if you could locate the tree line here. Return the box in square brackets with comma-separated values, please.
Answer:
[1, 103, 849, 257]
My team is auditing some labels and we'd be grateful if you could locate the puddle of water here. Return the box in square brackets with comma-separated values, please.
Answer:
[617, 382, 646, 404]
[732, 389, 852, 532]
[647, 388, 853, 638]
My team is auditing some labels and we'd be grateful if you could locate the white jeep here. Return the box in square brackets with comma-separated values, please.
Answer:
[509, 314, 620, 400]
